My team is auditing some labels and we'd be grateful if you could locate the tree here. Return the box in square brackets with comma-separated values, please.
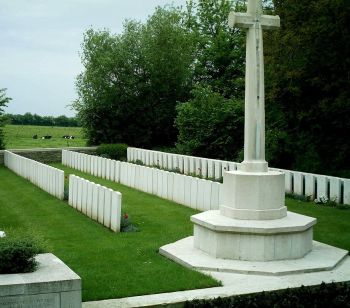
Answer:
[175, 85, 244, 160]
[185, 0, 246, 99]
[74, 7, 196, 147]
[0, 88, 12, 149]
[264, 0, 350, 177]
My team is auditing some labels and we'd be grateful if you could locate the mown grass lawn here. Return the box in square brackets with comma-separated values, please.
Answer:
[0, 165, 219, 301]
[3, 125, 86, 149]
[1, 164, 350, 302]
[286, 199, 350, 252]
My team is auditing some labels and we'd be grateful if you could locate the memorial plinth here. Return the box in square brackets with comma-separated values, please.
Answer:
[220, 170, 286, 220]
[192, 210, 315, 261]
[0, 253, 82, 308]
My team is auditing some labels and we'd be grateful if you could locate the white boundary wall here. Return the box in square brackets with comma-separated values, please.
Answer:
[68, 175, 121, 232]
[127, 147, 350, 205]
[4, 150, 64, 199]
[62, 150, 223, 211]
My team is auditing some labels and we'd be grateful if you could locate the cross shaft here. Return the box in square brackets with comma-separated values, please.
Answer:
[229, 0, 280, 172]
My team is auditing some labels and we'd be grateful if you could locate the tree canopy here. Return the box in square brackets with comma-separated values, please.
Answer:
[5, 113, 79, 127]
[264, 0, 350, 176]
[74, 7, 196, 147]
[75, 0, 350, 177]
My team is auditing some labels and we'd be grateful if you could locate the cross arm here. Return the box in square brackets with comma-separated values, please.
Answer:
[228, 11, 280, 30]
[228, 12, 254, 29]
[260, 15, 280, 30]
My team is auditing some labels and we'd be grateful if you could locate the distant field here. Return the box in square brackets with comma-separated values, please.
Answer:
[3, 125, 87, 149]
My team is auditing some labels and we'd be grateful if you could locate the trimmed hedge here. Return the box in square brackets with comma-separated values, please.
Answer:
[185, 282, 350, 308]
[0, 236, 43, 274]
[96, 143, 128, 161]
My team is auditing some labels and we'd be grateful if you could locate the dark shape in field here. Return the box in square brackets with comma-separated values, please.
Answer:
[32, 135, 38, 139]
[42, 136, 52, 139]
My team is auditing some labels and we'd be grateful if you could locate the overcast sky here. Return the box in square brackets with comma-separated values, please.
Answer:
[0, 0, 187, 117]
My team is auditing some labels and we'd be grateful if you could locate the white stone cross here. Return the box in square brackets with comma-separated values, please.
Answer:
[229, 0, 280, 172]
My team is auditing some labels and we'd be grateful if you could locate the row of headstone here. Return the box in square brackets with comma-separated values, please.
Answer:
[62, 150, 223, 211]
[68, 175, 121, 232]
[127, 147, 239, 181]
[63, 150, 121, 182]
[119, 162, 223, 211]
[127, 147, 350, 205]
[4, 150, 64, 200]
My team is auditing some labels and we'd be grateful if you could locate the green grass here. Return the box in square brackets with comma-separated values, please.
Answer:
[0, 165, 219, 301]
[3, 125, 87, 149]
[285, 199, 350, 252]
[1, 164, 350, 302]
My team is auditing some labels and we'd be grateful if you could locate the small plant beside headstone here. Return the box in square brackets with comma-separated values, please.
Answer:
[314, 196, 338, 207]
[120, 213, 138, 232]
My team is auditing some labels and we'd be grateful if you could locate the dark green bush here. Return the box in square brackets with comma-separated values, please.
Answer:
[96, 143, 128, 161]
[0, 236, 43, 274]
[185, 282, 350, 308]
[175, 85, 244, 161]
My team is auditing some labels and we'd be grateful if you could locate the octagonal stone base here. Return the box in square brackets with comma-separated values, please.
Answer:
[192, 210, 316, 261]
[159, 237, 348, 276]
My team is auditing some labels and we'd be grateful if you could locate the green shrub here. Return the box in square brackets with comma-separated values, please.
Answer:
[185, 282, 350, 308]
[0, 236, 43, 274]
[175, 85, 244, 161]
[96, 143, 128, 161]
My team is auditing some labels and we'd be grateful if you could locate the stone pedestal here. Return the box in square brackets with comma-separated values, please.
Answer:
[160, 169, 347, 274]
[191, 170, 317, 262]
[220, 170, 286, 220]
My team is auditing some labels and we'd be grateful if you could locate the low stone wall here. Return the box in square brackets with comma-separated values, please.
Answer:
[0, 147, 97, 165]
[0, 253, 81, 308]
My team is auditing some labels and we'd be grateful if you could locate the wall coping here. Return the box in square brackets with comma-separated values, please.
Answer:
[0, 147, 97, 153]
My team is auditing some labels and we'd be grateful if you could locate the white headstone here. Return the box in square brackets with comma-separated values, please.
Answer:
[316, 175, 328, 199]
[184, 175, 192, 207]
[344, 179, 350, 205]
[91, 184, 99, 220]
[210, 182, 220, 210]
[293, 172, 304, 196]
[329, 177, 341, 202]
[161, 170, 168, 199]
[81, 179, 88, 214]
[214, 160, 222, 180]
[190, 178, 198, 209]
[86, 181, 93, 218]
[103, 189, 112, 228]
[110, 191, 121, 232]
[304, 174, 316, 199]
[178, 156, 184, 173]
[97, 186, 105, 224]
[183, 156, 189, 174]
